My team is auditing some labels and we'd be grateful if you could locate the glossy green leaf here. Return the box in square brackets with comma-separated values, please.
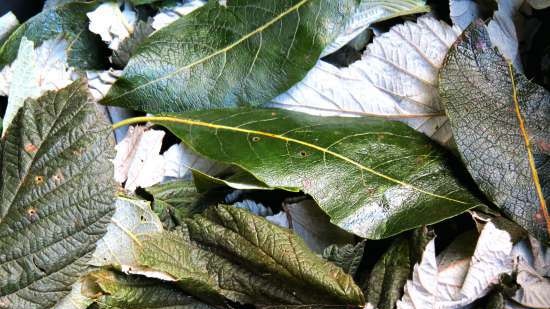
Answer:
[439, 21, 550, 243]
[139, 108, 482, 239]
[136, 205, 365, 305]
[84, 270, 213, 309]
[101, 0, 358, 113]
[0, 1, 105, 70]
[0, 80, 116, 308]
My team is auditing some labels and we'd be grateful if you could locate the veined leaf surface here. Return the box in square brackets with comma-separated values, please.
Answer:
[136, 205, 365, 305]
[0, 1, 105, 70]
[136, 108, 483, 239]
[0, 80, 116, 308]
[101, 0, 358, 113]
[439, 21, 550, 243]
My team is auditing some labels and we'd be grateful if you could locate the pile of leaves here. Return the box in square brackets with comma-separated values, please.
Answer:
[0, 0, 549, 308]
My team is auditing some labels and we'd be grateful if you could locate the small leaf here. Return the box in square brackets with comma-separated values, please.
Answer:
[101, 0, 358, 113]
[439, 21, 550, 243]
[321, 0, 430, 56]
[149, 108, 482, 239]
[0, 1, 105, 70]
[135, 205, 365, 305]
[271, 15, 460, 146]
[83, 270, 214, 309]
[0, 80, 116, 308]
[323, 241, 365, 276]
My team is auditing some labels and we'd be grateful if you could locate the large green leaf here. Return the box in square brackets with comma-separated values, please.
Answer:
[0, 1, 105, 70]
[129, 109, 483, 239]
[439, 21, 550, 243]
[136, 205, 365, 305]
[0, 80, 116, 308]
[101, 0, 358, 113]
[83, 270, 213, 309]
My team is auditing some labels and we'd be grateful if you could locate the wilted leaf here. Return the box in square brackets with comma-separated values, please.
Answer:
[271, 15, 459, 146]
[321, 0, 430, 56]
[439, 21, 550, 243]
[0, 12, 18, 45]
[0, 1, 105, 70]
[323, 241, 365, 276]
[366, 227, 432, 309]
[397, 222, 514, 309]
[101, 0, 358, 113]
[83, 270, 213, 309]
[135, 205, 365, 305]
[0, 80, 116, 309]
[87, 1, 137, 51]
[148, 108, 481, 239]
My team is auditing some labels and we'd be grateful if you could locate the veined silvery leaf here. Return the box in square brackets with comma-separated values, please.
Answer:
[272, 15, 460, 146]
[87, 1, 137, 51]
[151, 0, 206, 30]
[321, 0, 430, 56]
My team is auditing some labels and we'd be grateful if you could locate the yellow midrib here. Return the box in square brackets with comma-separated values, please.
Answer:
[113, 116, 468, 205]
[508, 63, 550, 235]
[104, 0, 311, 103]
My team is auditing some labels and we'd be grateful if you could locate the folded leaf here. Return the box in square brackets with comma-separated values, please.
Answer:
[136, 205, 365, 305]
[83, 270, 213, 309]
[145, 108, 481, 239]
[439, 21, 550, 243]
[101, 0, 358, 113]
[0, 80, 116, 308]
[321, 0, 429, 56]
[271, 15, 459, 146]
[0, 1, 105, 70]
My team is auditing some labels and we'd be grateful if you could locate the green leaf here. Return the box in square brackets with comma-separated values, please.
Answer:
[0, 1, 105, 70]
[84, 270, 213, 309]
[143, 108, 482, 239]
[439, 21, 550, 243]
[111, 19, 155, 68]
[366, 227, 431, 309]
[101, 0, 358, 113]
[136, 205, 365, 305]
[0, 80, 116, 308]
[323, 241, 365, 276]
[145, 179, 205, 228]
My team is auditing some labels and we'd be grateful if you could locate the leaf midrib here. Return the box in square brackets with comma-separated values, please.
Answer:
[115, 116, 469, 205]
[103, 0, 313, 103]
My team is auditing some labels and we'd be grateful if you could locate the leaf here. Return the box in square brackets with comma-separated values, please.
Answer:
[511, 259, 550, 308]
[0, 80, 116, 309]
[450, 0, 482, 30]
[87, 69, 122, 100]
[0, 12, 19, 45]
[439, 21, 550, 243]
[89, 197, 164, 271]
[151, 0, 206, 30]
[271, 15, 460, 146]
[366, 227, 432, 309]
[87, 1, 137, 51]
[396, 221, 514, 309]
[54, 281, 93, 309]
[101, 0, 358, 113]
[323, 241, 365, 276]
[320, 0, 430, 57]
[147, 108, 482, 239]
[83, 270, 214, 309]
[111, 19, 155, 67]
[487, 0, 524, 71]
[136, 205, 365, 305]
[285, 198, 355, 253]
[0, 1, 105, 70]
[527, 0, 550, 9]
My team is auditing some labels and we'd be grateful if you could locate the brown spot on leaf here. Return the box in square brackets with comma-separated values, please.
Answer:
[24, 143, 38, 153]
[27, 208, 39, 222]
[52, 171, 64, 182]
[35, 176, 44, 185]
[251, 136, 261, 142]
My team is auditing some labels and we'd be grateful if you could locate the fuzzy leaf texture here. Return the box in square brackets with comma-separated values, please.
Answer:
[0, 1, 105, 70]
[0, 80, 116, 309]
[439, 21, 550, 243]
[101, 0, 358, 113]
[149, 108, 482, 239]
[136, 205, 365, 305]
